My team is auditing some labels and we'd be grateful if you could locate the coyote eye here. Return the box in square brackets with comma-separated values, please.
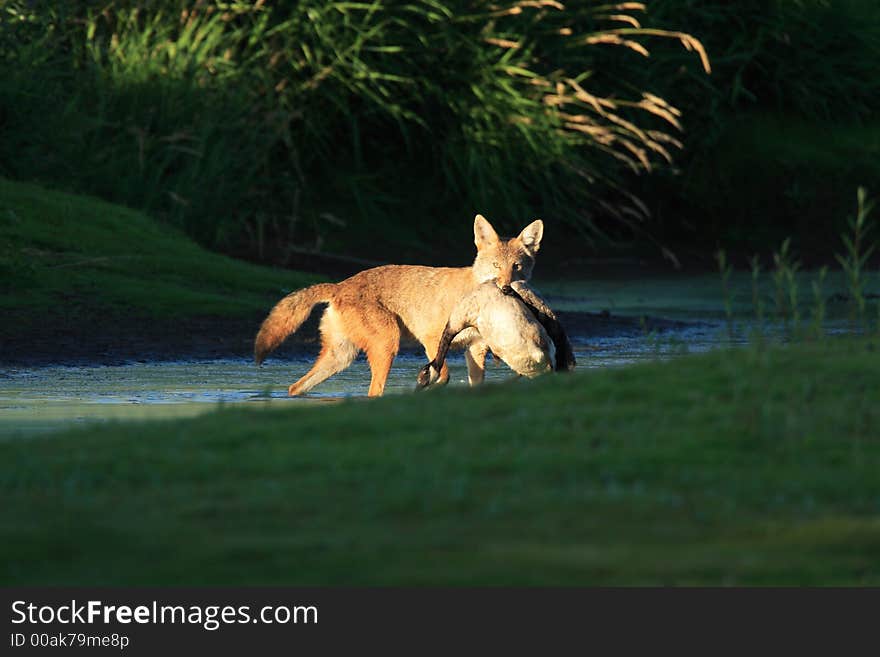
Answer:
[513, 263, 521, 271]
[492, 262, 500, 269]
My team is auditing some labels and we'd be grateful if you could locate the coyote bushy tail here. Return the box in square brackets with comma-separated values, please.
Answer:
[254, 283, 336, 365]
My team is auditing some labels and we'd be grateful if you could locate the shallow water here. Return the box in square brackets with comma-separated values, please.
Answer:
[0, 322, 728, 438]
[3, 264, 867, 438]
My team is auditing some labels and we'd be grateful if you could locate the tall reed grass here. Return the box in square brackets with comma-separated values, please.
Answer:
[837, 187, 876, 331]
[1, 1, 710, 257]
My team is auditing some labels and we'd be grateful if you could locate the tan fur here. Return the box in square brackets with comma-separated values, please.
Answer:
[254, 215, 543, 397]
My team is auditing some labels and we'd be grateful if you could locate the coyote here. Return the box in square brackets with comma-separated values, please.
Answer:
[254, 215, 545, 396]
[416, 282, 576, 388]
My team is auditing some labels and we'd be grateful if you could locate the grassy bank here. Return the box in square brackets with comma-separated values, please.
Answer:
[0, 178, 318, 322]
[2, 338, 878, 585]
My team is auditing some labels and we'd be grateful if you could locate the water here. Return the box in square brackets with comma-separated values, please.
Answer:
[3, 263, 866, 439]
[0, 321, 729, 438]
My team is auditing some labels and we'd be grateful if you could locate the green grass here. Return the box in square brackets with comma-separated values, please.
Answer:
[2, 338, 878, 586]
[0, 178, 320, 319]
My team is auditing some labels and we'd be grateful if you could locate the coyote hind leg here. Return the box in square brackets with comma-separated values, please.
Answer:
[287, 339, 358, 396]
[288, 307, 358, 396]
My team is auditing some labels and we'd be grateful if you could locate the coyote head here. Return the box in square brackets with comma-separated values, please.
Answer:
[471, 214, 543, 292]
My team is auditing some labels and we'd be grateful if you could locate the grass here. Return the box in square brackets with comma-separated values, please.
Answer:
[1, 337, 878, 586]
[0, 177, 320, 320]
[837, 187, 876, 330]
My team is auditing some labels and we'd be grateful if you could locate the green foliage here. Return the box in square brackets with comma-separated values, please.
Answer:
[0, 1, 712, 256]
[721, 189, 878, 344]
[836, 187, 876, 330]
[771, 238, 800, 333]
[635, 1, 880, 251]
[3, 1, 879, 257]
[648, 0, 880, 123]
[675, 114, 880, 253]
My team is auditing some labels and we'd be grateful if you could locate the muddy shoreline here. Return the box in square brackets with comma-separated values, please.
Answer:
[0, 309, 696, 368]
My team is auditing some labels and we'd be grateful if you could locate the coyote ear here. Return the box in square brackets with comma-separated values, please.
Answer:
[474, 214, 499, 250]
[518, 219, 544, 253]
